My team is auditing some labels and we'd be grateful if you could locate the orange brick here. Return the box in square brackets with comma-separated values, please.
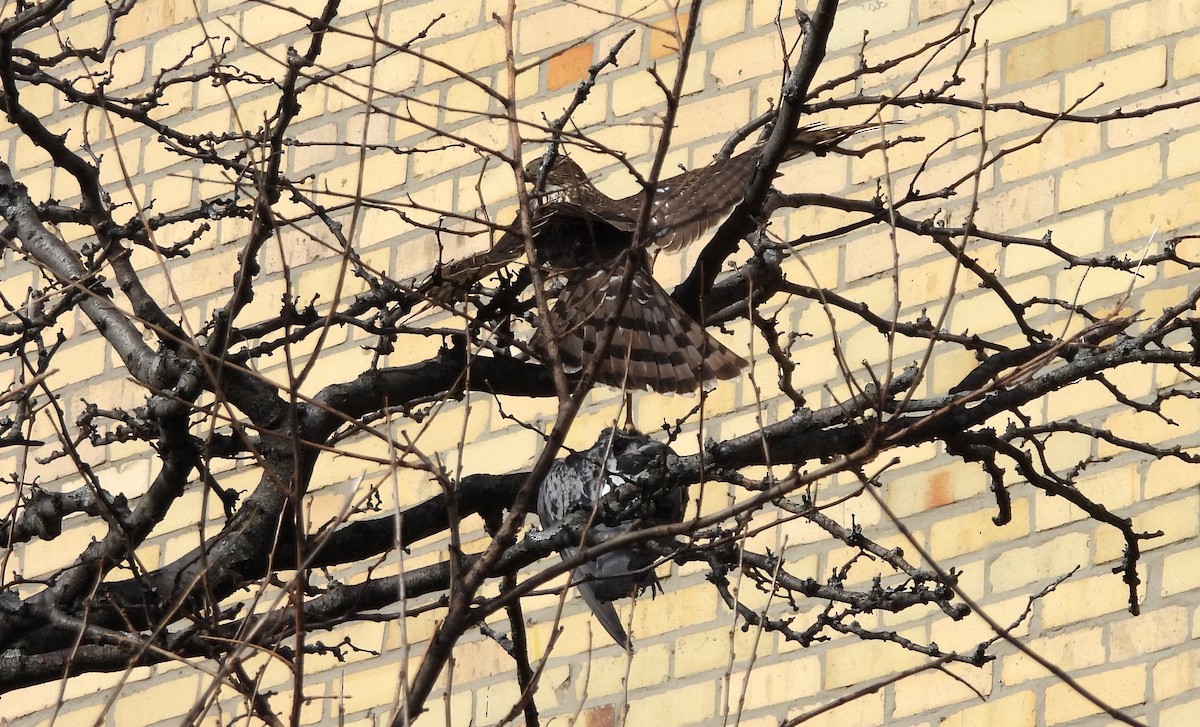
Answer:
[547, 42, 594, 90]
[651, 13, 689, 60]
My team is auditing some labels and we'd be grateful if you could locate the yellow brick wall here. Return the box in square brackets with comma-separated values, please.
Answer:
[2, 0, 1200, 725]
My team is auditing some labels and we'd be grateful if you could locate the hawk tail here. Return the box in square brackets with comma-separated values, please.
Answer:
[535, 267, 747, 394]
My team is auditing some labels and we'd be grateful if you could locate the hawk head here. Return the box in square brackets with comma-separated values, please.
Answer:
[524, 154, 604, 207]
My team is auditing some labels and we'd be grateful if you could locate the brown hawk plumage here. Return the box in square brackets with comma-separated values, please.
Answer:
[422, 122, 878, 394]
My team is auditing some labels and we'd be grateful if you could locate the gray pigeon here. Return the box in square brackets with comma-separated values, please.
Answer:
[536, 429, 686, 651]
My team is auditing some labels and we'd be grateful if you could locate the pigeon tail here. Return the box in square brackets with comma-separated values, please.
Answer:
[573, 569, 633, 651]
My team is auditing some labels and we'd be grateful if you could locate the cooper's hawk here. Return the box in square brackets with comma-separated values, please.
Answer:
[536, 429, 685, 650]
[424, 122, 877, 393]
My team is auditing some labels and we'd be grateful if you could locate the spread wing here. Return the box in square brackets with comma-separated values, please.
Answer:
[418, 201, 636, 305]
[627, 122, 883, 253]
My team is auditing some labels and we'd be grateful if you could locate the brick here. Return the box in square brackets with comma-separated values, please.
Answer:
[151, 25, 210, 76]
[1179, 33, 1200, 79]
[710, 34, 781, 87]
[1167, 129, 1200, 178]
[929, 496, 1030, 560]
[884, 461, 989, 517]
[826, 0, 913, 51]
[1110, 606, 1189, 661]
[671, 625, 748, 680]
[387, 1, 484, 44]
[650, 13, 688, 60]
[58, 664, 120, 704]
[1060, 145, 1162, 212]
[346, 110, 392, 148]
[893, 666, 989, 717]
[671, 88, 752, 145]
[1083, 465, 1140, 511]
[1001, 626, 1106, 685]
[627, 641, 675, 690]
[1129, 496, 1200, 553]
[1005, 19, 1106, 84]
[290, 122, 339, 172]
[1051, 267, 1142, 316]
[625, 679, 717, 725]
[56, 12, 110, 52]
[880, 118, 964, 186]
[114, 0, 198, 45]
[580, 641, 667, 697]
[991, 531, 1091, 592]
[630, 583, 718, 640]
[1064, 45, 1168, 111]
[339, 661, 408, 715]
[1162, 698, 1200, 727]
[547, 42, 594, 91]
[928, 590, 1030, 647]
[737, 656, 822, 711]
[919, 0, 971, 20]
[12, 139, 54, 179]
[942, 689, 1035, 727]
[973, 176, 1056, 234]
[976, 0, 1068, 45]
[1111, 179, 1200, 246]
[423, 29, 507, 84]
[782, 690, 885, 727]
[21, 517, 108, 578]
[0, 269, 36, 314]
[475, 678, 520, 722]
[1044, 663, 1146, 723]
[607, 68, 663, 119]
[113, 675, 202, 725]
[109, 42, 147, 90]
[1109, 83, 1200, 149]
[409, 137, 482, 181]
[700, 0, 747, 43]
[321, 18, 385, 69]
[446, 426, 537, 476]
[824, 638, 925, 690]
[49, 702, 107, 727]
[842, 232, 894, 281]
[1041, 573, 1134, 628]
[1163, 546, 1200, 597]
[240, 3, 308, 45]
[1043, 210, 1108, 259]
[999, 124, 1103, 184]
[1112, 0, 1200, 50]
[518, 4, 609, 56]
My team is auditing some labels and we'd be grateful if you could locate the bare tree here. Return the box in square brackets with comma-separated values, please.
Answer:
[0, 0, 1196, 725]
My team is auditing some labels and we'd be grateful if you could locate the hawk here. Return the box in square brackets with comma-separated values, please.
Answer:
[536, 429, 686, 650]
[424, 122, 879, 393]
